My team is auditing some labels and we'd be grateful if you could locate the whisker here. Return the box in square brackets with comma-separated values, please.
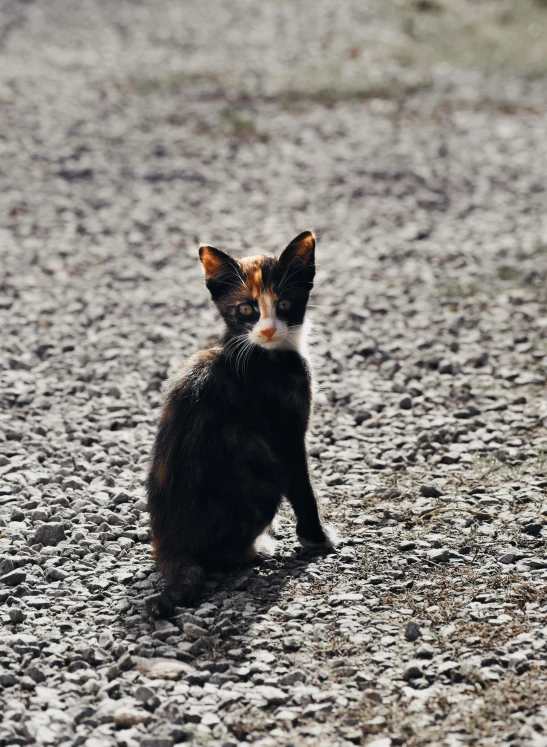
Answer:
[242, 342, 254, 378]
[306, 333, 335, 354]
[276, 279, 314, 295]
[224, 334, 248, 363]
[204, 318, 223, 334]
[278, 251, 299, 290]
[309, 323, 335, 337]
[278, 263, 316, 292]
[235, 337, 251, 377]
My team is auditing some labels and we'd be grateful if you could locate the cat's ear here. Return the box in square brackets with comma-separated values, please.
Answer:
[278, 231, 316, 285]
[199, 245, 235, 279]
[199, 245, 241, 298]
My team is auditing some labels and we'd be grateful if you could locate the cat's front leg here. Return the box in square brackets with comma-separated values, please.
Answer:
[285, 445, 339, 549]
[298, 522, 340, 549]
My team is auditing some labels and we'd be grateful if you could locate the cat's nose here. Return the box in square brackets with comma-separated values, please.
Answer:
[260, 327, 276, 341]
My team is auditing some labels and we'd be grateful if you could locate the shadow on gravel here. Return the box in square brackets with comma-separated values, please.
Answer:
[121, 546, 329, 660]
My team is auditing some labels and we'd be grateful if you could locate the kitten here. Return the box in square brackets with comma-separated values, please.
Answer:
[147, 230, 337, 616]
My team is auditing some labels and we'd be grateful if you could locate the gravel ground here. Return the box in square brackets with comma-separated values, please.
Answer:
[1, 1, 547, 746]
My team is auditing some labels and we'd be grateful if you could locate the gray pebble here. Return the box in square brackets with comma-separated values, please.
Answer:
[30, 523, 66, 547]
[405, 621, 421, 642]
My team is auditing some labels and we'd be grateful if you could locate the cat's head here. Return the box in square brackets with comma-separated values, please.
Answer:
[199, 231, 315, 352]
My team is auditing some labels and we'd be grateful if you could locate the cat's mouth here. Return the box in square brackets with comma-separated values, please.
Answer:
[248, 320, 304, 352]
[251, 331, 296, 352]
[254, 335, 284, 349]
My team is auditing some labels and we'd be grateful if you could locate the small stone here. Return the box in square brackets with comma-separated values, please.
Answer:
[439, 361, 455, 374]
[30, 523, 66, 547]
[276, 710, 298, 724]
[0, 673, 18, 687]
[416, 643, 434, 659]
[279, 670, 306, 686]
[309, 444, 327, 457]
[428, 549, 450, 563]
[499, 553, 522, 564]
[113, 707, 154, 727]
[440, 452, 459, 464]
[183, 622, 208, 639]
[9, 608, 25, 624]
[0, 558, 15, 575]
[420, 485, 442, 498]
[354, 410, 373, 424]
[341, 726, 364, 743]
[254, 685, 288, 705]
[361, 515, 381, 526]
[25, 666, 46, 683]
[527, 558, 547, 569]
[362, 688, 382, 703]
[46, 567, 68, 581]
[62, 476, 87, 490]
[106, 664, 119, 681]
[154, 620, 179, 640]
[399, 397, 412, 410]
[135, 686, 155, 702]
[508, 652, 529, 674]
[201, 712, 221, 726]
[135, 657, 195, 680]
[404, 621, 421, 642]
[283, 636, 302, 651]
[0, 570, 27, 586]
[521, 523, 542, 536]
[118, 653, 133, 671]
[20, 676, 37, 690]
[403, 662, 423, 681]
[398, 541, 416, 551]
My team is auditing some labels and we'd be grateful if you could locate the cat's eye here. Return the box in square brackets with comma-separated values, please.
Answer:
[278, 299, 292, 311]
[238, 303, 254, 317]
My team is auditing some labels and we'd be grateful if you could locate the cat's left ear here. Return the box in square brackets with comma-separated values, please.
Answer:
[278, 230, 316, 285]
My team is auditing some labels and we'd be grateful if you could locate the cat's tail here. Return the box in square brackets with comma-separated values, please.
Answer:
[146, 554, 206, 619]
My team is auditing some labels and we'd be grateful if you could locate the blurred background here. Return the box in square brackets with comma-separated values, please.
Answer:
[2, 0, 547, 256]
[1, 0, 546, 400]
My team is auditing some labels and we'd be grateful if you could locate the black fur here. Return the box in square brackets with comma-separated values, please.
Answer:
[146, 231, 331, 616]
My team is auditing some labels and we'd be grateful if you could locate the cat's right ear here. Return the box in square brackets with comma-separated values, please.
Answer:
[199, 245, 240, 298]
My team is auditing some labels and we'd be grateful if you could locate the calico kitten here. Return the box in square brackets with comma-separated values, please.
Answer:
[147, 230, 336, 616]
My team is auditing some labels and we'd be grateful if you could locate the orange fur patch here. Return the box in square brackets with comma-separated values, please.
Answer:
[238, 256, 264, 297]
[293, 232, 315, 263]
[155, 456, 170, 489]
[151, 537, 160, 560]
[160, 402, 173, 426]
[258, 289, 275, 318]
[199, 245, 226, 279]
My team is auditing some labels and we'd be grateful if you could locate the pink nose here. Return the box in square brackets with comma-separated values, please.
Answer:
[260, 327, 276, 341]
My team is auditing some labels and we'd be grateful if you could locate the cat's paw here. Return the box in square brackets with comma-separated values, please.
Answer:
[254, 532, 277, 557]
[298, 523, 340, 550]
[241, 533, 278, 566]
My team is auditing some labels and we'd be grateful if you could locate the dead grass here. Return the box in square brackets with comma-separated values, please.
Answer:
[120, 70, 223, 95]
[276, 79, 430, 110]
[217, 111, 267, 141]
[497, 265, 523, 282]
[383, 0, 547, 78]
[441, 280, 486, 299]
[397, 671, 547, 746]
